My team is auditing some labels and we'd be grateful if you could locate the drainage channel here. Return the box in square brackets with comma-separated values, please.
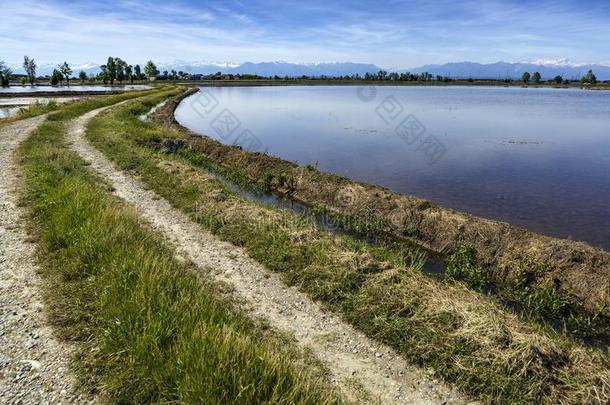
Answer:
[155, 143, 610, 353]
[139, 100, 168, 122]
[182, 156, 449, 276]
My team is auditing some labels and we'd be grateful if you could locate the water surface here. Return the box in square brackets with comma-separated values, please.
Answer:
[175, 85, 610, 249]
[0, 85, 150, 93]
[0, 106, 20, 118]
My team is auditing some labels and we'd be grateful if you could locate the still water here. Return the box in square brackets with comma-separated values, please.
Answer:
[0, 85, 150, 93]
[175, 85, 610, 249]
[0, 106, 20, 118]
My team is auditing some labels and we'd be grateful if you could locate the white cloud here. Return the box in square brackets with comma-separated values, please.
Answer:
[2, 0, 610, 69]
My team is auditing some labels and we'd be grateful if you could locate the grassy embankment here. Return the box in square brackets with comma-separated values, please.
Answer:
[149, 90, 610, 348]
[17, 88, 343, 404]
[84, 89, 610, 403]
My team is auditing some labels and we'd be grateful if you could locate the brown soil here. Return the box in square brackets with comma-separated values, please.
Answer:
[152, 87, 198, 124]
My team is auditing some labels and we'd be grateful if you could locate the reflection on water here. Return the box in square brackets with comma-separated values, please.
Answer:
[139, 100, 168, 122]
[0, 85, 150, 93]
[175, 85, 610, 250]
[0, 106, 20, 118]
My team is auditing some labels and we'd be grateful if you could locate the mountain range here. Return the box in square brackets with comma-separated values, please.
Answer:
[408, 60, 610, 80]
[9, 60, 610, 80]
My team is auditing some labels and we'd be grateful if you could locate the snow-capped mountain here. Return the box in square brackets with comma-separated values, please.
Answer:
[156, 61, 381, 77]
[8, 60, 381, 77]
[156, 60, 240, 74]
[7, 59, 610, 80]
[226, 61, 380, 77]
[8, 62, 101, 76]
[407, 60, 610, 80]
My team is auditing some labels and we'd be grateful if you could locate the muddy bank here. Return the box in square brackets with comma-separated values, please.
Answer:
[155, 89, 610, 330]
[152, 87, 198, 124]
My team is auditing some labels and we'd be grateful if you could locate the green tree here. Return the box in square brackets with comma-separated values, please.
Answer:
[59, 62, 73, 85]
[521, 72, 531, 83]
[581, 69, 597, 84]
[23, 55, 37, 85]
[125, 65, 133, 83]
[99, 65, 109, 84]
[553, 75, 563, 84]
[0, 60, 12, 87]
[171, 69, 177, 80]
[532, 71, 541, 83]
[134, 64, 142, 80]
[50, 69, 63, 86]
[106, 57, 117, 84]
[114, 57, 127, 84]
[79, 70, 88, 83]
[144, 60, 158, 79]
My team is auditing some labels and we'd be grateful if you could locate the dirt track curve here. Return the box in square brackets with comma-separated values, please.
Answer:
[66, 104, 471, 404]
[0, 116, 94, 404]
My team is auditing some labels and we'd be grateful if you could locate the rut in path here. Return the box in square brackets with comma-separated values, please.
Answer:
[0, 116, 93, 404]
[67, 105, 470, 405]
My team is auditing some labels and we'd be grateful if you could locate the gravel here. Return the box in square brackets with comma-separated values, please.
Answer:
[0, 116, 95, 404]
[67, 106, 474, 404]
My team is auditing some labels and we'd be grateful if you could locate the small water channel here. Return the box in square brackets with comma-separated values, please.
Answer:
[0, 106, 20, 118]
[176, 85, 610, 250]
[139, 100, 168, 122]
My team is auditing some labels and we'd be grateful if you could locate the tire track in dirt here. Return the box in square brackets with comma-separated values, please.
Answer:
[0, 115, 94, 404]
[68, 105, 471, 405]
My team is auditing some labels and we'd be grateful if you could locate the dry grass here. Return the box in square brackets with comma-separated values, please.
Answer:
[153, 89, 610, 333]
[17, 90, 344, 404]
[84, 92, 610, 404]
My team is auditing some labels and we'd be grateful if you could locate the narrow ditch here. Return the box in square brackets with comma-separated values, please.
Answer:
[148, 140, 610, 353]
[138, 100, 168, 122]
[150, 139, 448, 276]
[73, 104, 467, 405]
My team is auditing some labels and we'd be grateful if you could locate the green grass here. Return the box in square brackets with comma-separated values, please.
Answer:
[444, 245, 610, 344]
[446, 245, 487, 291]
[17, 91, 343, 404]
[83, 91, 610, 404]
[154, 88, 609, 344]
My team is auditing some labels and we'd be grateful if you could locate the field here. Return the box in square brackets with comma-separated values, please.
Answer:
[1, 86, 608, 404]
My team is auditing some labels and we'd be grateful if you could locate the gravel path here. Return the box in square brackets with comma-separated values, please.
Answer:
[0, 116, 94, 404]
[68, 106, 471, 404]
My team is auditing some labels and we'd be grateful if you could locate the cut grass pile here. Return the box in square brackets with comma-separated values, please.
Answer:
[84, 90, 610, 403]
[17, 89, 343, 404]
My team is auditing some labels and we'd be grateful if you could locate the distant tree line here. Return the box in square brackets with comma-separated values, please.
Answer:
[0, 55, 155, 86]
[520, 69, 598, 85]
[0, 56, 605, 86]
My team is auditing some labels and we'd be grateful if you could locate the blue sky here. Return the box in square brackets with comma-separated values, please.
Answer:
[2, 0, 610, 68]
